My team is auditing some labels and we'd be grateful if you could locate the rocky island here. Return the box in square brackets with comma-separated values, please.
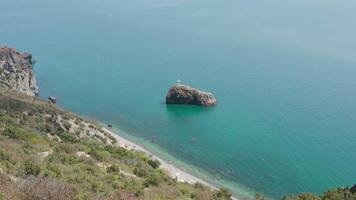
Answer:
[166, 83, 217, 107]
[0, 46, 38, 96]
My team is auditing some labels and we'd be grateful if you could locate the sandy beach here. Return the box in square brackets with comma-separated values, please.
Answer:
[102, 127, 238, 200]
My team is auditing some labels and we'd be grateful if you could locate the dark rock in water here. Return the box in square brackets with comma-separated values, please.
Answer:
[0, 46, 39, 96]
[166, 84, 217, 107]
[48, 96, 56, 104]
[351, 184, 356, 193]
[108, 124, 112, 128]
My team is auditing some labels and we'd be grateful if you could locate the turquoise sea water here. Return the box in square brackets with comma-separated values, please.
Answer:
[1, 0, 356, 198]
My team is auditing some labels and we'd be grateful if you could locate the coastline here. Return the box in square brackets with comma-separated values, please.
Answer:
[101, 126, 239, 200]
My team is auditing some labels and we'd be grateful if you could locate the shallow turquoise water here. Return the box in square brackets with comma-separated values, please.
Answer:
[1, 0, 356, 198]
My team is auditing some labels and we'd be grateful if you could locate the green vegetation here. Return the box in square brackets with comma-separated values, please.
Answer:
[0, 89, 226, 200]
[282, 187, 356, 200]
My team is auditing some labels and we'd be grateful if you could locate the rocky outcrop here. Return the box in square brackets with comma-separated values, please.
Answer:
[351, 184, 356, 193]
[0, 46, 39, 96]
[166, 84, 217, 107]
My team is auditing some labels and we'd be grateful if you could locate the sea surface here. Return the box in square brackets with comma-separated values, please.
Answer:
[1, 0, 356, 198]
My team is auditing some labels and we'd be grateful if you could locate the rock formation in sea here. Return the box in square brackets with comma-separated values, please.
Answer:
[166, 84, 217, 107]
[0, 46, 39, 96]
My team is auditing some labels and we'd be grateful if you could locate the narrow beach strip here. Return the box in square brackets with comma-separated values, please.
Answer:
[102, 127, 239, 200]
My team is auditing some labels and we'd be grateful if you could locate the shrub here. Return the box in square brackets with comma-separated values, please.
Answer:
[58, 143, 76, 154]
[23, 159, 41, 176]
[107, 164, 120, 174]
[23, 142, 33, 154]
[148, 159, 161, 169]
[89, 148, 105, 161]
[62, 121, 72, 131]
[122, 181, 144, 197]
[104, 145, 129, 159]
[213, 188, 232, 200]
[3, 126, 43, 144]
[44, 164, 62, 178]
[0, 149, 9, 161]
[143, 172, 160, 187]
[133, 165, 147, 178]
[194, 182, 205, 190]
[3, 126, 25, 140]
[58, 132, 77, 143]
[282, 193, 321, 200]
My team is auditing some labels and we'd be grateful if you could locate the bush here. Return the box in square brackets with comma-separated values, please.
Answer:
[122, 181, 144, 197]
[282, 193, 321, 200]
[133, 165, 147, 177]
[107, 164, 120, 174]
[104, 145, 129, 159]
[23, 159, 41, 176]
[2, 126, 23, 139]
[58, 132, 77, 143]
[143, 172, 160, 187]
[0, 149, 9, 161]
[60, 154, 78, 165]
[3, 126, 43, 144]
[62, 121, 72, 131]
[58, 143, 76, 154]
[194, 182, 205, 190]
[148, 159, 161, 169]
[213, 188, 232, 200]
[44, 164, 62, 178]
[89, 148, 107, 162]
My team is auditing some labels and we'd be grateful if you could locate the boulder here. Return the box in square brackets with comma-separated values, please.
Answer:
[166, 84, 217, 107]
[48, 96, 57, 104]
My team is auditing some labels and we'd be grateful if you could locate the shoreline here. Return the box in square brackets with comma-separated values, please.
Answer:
[101, 127, 239, 200]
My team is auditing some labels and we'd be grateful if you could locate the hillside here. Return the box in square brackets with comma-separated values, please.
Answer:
[0, 89, 233, 200]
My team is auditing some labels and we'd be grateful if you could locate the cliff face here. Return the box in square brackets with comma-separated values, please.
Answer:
[166, 84, 217, 107]
[0, 46, 39, 96]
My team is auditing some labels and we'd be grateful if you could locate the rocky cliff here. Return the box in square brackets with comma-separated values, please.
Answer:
[0, 46, 39, 96]
[166, 84, 217, 107]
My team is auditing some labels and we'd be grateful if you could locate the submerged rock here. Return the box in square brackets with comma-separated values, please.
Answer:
[166, 84, 217, 107]
[0, 46, 39, 96]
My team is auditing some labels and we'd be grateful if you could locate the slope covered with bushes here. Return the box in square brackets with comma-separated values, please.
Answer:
[0, 89, 232, 200]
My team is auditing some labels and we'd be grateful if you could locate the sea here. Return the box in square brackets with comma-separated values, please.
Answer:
[1, 0, 355, 198]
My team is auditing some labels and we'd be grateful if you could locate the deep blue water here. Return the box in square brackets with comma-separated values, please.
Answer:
[1, 0, 356, 198]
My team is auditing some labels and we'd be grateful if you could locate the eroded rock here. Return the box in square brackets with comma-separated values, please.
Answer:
[0, 46, 39, 96]
[166, 84, 217, 107]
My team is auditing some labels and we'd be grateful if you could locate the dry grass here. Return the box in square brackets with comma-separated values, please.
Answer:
[18, 176, 75, 200]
